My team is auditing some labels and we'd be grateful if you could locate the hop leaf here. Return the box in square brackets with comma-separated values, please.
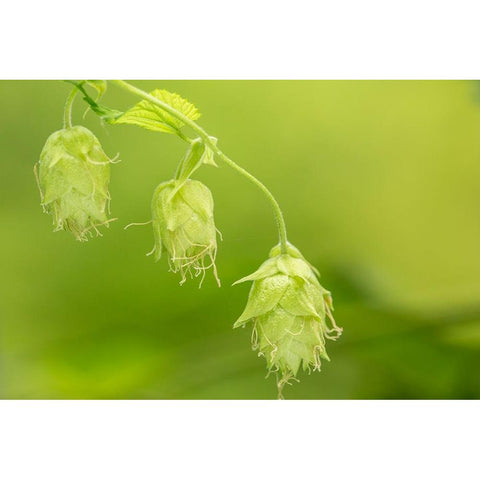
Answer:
[113, 89, 201, 135]
[233, 243, 342, 397]
[150, 179, 220, 286]
[35, 126, 116, 241]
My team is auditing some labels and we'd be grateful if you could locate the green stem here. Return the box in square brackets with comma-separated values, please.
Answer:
[111, 79, 289, 253]
[216, 152, 288, 252]
[63, 88, 78, 129]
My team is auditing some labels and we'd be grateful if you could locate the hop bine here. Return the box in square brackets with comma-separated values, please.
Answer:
[35, 125, 117, 241]
[35, 81, 342, 398]
[150, 178, 220, 286]
[233, 243, 342, 397]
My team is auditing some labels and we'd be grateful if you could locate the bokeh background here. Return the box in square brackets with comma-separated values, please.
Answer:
[1, 80, 479, 399]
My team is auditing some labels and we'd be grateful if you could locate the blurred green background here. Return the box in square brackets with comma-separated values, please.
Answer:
[1, 80, 479, 399]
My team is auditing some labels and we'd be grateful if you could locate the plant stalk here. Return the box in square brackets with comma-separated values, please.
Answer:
[63, 88, 78, 129]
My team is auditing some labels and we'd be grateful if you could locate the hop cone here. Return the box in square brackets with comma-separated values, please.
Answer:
[234, 244, 342, 396]
[35, 126, 114, 241]
[151, 179, 220, 286]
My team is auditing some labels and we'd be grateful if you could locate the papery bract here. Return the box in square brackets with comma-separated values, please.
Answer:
[234, 243, 342, 396]
[36, 126, 116, 241]
[150, 179, 220, 286]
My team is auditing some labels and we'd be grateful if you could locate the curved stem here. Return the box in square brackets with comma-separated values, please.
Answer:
[63, 88, 78, 129]
[111, 79, 288, 253]
[215, 151, 288, 252]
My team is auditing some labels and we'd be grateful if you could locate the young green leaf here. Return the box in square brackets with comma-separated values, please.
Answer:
[175, 138, 218, 188]
[202, 137, 218, 167]
[113, 89, 201, 135]
[176, 139, 206, 183]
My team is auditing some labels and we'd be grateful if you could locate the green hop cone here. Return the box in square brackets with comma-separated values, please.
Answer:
[150, 178, 220, 286]
[35, 126, 116, 241]
[233, 243, 342, 397]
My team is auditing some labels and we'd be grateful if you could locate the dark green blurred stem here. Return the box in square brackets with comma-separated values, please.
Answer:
[111, 79, 288, 253]
[63, 88, 78, 129]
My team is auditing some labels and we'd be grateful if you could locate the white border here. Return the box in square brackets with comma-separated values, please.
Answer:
[2, 1, 480, 78]
[0, 401, 477, 479]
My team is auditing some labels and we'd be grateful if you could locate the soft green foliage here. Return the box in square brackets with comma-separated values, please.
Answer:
[36, 126, 115, 241]
[234, 243, 342, 396]
[151, 179, 220, 286]
[114, 89, 201, 135]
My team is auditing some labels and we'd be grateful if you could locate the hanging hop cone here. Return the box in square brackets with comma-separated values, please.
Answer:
[233, 243, 342, 396]
[150, 179, 220, 286]
[35, 126, 116, 241]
